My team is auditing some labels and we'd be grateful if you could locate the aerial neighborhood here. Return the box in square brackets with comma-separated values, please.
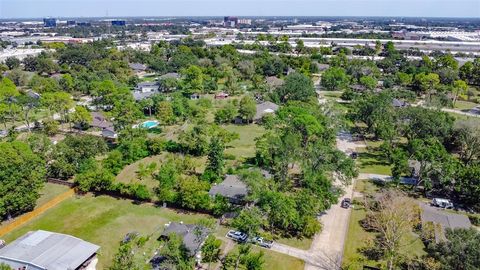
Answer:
[0, 4, 479, 270]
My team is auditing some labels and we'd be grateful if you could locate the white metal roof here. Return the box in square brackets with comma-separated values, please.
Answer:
[0, 230, 99, 270]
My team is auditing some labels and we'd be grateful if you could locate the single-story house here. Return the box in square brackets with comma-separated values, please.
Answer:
[159, 72, 180, 80]
[129, 62, 148, 73]
[209, 174, 248, 204]
[392, 98, 409, 108]
[214, 92, 229, 99]
[159, 222, 209, 259]
[0, 230, 100, 270]
[421, 204, 471, 242]
[90, 112, 117, 139]
[135, 81, 160, 93]
[25, 89, 41, 100]
[254, 101, 279, 122]
[265, 76, 284, 90]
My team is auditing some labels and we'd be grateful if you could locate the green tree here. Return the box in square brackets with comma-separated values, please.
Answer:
[177, 176, 211, 210]
[156, 100, 175, 125]
[277, 72, 315, 102]
[359, 75, 377, 90]
[201, 235, 222, 269]
[204, 136, 225, 182]
[180, 65, 204, 95]
[4, 57, 20, 70]
[238, 95, 256, 123]
[156, 159, 179, 203]
[109, 242, 139, 270]
[215, 102, 237, 124]
[70, 106, 92, 129]
[0, 141, 46, 219]
[242, 251, 265, 270]
[321, 67, 349, 91]
[426, 228, 480, 270]
[232, 207, 264, 236]
[451, 80, 468, 107]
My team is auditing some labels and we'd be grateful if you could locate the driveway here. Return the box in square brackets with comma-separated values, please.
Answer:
[303, 132, 366, 270]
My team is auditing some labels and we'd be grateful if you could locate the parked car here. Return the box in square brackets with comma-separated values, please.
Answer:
[431, 198, 454, 209]
[341, 198, 352, 209]
[251, 237, 273, 248]
[226, 230, 248, 242]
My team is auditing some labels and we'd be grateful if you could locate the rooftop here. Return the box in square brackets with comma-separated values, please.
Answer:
[160, 223, 209, 256]
[209, 175, 248, 203]
[255, 101, 279, 120]
[0, 230, 99, 270]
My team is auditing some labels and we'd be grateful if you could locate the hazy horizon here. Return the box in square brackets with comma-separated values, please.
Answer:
[1, 0, 479, 19]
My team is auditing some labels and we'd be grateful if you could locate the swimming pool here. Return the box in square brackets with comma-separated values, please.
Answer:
[141, 120, 159, 129]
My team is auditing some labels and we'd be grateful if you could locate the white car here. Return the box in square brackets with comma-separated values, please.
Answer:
[431, 198, 454, 209]
[251, 237, 273, 248]
[226, 230, 248, 242]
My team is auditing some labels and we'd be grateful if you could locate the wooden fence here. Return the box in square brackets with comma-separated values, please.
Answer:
[0, 189, 75, 237]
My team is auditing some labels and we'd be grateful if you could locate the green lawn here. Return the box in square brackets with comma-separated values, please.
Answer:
[35, 183, 71, 208]
[255, 246, 305, 270]
[275, 236, 313, 250]
[454, 100, 478, 111]
[223, 124, 266, 159]
[226, 243, 305, 270]
[356, 140, 392, 175]
[2, 195, 213, 269]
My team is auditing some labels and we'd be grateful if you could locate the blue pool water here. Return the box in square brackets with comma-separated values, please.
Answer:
[142, 120, 159, 129]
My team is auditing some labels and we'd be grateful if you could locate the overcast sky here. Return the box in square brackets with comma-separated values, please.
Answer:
[1, 0, 479, 18]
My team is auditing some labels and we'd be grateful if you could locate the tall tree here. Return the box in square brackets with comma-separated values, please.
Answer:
[238, 96, 256, 123]
[201, 235, 222, 269]
[365, 191, 420, 270]
[0, 141, 46, 219]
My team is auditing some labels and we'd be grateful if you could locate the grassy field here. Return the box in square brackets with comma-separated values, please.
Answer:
[3, 194, 305, 270]
[356, 140, 392, 175]
[223, 124, 266, 159]
[35, 183, 71, 208]
[2, 195, 213, 269]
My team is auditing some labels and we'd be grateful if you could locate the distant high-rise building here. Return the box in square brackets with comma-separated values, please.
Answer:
[111, 20, 126, 26]
[43, 18, 57, 27]
[237, 19, 252, 25]
[224, 16, 238, 27]
[67, 20, 76, 26]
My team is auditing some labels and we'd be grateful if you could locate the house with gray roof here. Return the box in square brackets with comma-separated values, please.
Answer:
[209, 175, 248, 204]
[133, 81, 160, 101]
[159, 72, 180, 80]
[392, 98, 409, 108]
[90, 112, 117, 139]
[0, 230, 99, 270]
[254, 101, 279, 122]
[159, 222, 209, 257]
[265, 76, 284, 90]
[129, 62, 147, 72]
[421, 204, 471, 242]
